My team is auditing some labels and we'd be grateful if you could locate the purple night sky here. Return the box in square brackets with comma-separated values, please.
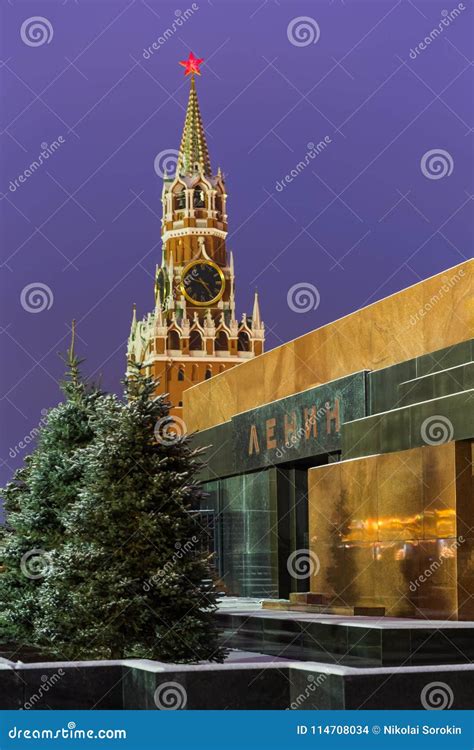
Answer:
[1, 0, 472, 489]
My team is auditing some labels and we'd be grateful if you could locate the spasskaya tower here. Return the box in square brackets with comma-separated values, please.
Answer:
[127, 53, 265, 416]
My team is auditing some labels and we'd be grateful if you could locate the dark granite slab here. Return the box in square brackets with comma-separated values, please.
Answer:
[369, 360, 416, 415]
[1, 650, 474, 710]
[368, 340, 472, 416]
[343, 664, 474, 709]
[343, 389, 474, 459]
[216, 610, 474, 668]
[0, 666, 24, 709]
[20, 662, 123, 710]
[416, 340, 473, 377]
[398, 362, 473, 406]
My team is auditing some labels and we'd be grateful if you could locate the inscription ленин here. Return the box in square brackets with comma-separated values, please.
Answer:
[248, 399, 340, 456]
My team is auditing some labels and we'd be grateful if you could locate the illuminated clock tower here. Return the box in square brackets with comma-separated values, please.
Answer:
[127, 53, 265, 416]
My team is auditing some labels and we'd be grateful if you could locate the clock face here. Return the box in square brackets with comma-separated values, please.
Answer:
[180, 260, 225, 306]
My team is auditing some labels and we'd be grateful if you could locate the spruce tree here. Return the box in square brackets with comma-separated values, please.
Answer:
[0, 325, 101, 648]
[36, 367, 225, 663]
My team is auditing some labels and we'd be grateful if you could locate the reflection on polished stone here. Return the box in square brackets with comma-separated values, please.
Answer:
[217, 609, 474, 670]
[201, 469, 279, 599]
[309, 441, 473, 620]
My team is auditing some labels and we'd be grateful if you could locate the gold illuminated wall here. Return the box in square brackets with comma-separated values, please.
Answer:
[184, 260, 473, 432]
[184, 259, 474, 620]
[308, 441, 474, 620]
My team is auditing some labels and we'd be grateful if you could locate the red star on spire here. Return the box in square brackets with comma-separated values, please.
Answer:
[179, 51, 204, 76]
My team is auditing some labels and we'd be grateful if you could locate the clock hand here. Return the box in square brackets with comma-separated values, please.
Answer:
[196, 278, 212, 294]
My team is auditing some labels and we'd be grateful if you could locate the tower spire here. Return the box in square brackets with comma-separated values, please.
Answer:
[154, 288, 163, 327]
[252, 290, 261, 327]
[130, 303, 137, 335]
[177, 73, 211, 177]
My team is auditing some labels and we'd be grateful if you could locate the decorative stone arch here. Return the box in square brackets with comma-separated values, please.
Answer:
[170, 178, 187, 212]
[215, 326, 230, 352]
[192, 172, 213, 190]
[238, 329, 251, 352]
[193, 183, 207, 208]
[177, 366, 185, 382]
[189, 327, 204, 351]
[167, 328, 181, 351]
[174, 189, 186, 211]
[205, 366, 212, 380]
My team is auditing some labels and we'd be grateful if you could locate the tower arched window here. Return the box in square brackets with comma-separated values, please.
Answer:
[205, 367, 212, 380]
[238, 331, 250, 352]
[215, 330, 228, 352]
[189, 330, 203, 351]
[215, 193, 223, 218]
[175, 189, 186, 210]
[193, 186, 206, 208]
[191, 364, 198, 381]
[178, 368, 185, 381]
[168, 330, 180, 351]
